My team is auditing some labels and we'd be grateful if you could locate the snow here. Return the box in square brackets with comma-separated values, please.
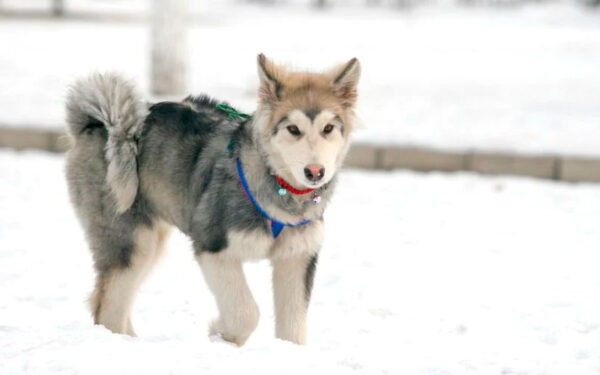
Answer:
[1, 149, 598, 374]
[1, 1, 599, 156]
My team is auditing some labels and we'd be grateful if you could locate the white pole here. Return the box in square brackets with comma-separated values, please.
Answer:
[151, 0, 188, 95]
[53, 0, 64, 16]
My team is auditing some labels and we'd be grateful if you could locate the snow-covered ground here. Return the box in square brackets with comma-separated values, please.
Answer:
[1, 150, 598, 374]
[1, 1, 599, 156]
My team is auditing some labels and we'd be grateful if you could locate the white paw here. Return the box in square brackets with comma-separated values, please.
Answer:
[208, 311, 258, 347]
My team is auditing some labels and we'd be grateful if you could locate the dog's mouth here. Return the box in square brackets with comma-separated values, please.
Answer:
[306, 179, 327, 188]
[300, 176, 331, 190]
[276, 171, 329, 191]
[270, 161, 333, 191]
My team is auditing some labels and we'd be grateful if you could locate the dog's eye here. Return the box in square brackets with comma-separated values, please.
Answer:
[323, 124, 335, 134]
[286, 125, 301, 136]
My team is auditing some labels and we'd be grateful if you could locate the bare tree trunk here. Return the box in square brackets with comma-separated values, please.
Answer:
[52, 0, 64, 16]
[151, 0, 188, 96]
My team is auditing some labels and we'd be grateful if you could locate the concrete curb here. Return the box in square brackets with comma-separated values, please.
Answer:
[0, 126, 70, 153]
[1, 126, 600, 183]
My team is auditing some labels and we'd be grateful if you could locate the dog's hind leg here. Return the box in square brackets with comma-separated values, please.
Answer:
[196, 252, 259, 346]
[91, 221, 171, 336]
[271, 253, 318, 345]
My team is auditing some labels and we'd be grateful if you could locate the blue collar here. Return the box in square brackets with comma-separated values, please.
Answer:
[236, 158, 311, 238]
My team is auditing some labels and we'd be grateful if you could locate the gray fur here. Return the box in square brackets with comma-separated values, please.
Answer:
[66, 73, 147, 213]
[304, 107, 321, 122]
[65, 73, 336, 270]
[65, 72, 342, 342]
[304, 254, 318, 302]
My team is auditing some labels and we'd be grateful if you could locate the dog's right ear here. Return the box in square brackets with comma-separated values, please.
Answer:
[257, 53, 283, 104]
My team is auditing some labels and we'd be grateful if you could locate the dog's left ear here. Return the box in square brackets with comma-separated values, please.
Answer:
[257, 53, 284, 105]
[330, 58, 361, 108]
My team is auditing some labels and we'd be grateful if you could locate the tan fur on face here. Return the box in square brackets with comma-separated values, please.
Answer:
[257, 68, 357, 135]
[255, 54, 361, 188]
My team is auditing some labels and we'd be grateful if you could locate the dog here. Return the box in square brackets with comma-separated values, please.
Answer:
[64, 54, 360, 346]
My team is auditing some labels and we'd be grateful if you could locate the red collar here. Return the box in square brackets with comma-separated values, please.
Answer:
[275, 176, 316, 195]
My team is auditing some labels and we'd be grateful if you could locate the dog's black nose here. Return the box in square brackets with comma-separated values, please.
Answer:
[304, 164, 325, 182]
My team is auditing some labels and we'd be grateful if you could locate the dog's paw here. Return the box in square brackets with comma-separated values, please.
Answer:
[126, 318, 137, 337]
[208, 318, 252, 347]
[208, 330, 239, 347]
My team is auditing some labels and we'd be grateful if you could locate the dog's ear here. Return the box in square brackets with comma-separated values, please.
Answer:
[330, 58, 360, 108]
[257, 53, 284, 104]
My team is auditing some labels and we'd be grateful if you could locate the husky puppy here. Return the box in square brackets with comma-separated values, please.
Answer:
[65, 54, 360, 346]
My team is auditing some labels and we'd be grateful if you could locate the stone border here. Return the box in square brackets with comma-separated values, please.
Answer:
[347, 143, 600, 183]
[0, 126, 70, 153]
[2, 126, 600, 183]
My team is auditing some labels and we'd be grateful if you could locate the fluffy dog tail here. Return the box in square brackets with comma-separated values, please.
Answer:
[66, 73, 147, 213]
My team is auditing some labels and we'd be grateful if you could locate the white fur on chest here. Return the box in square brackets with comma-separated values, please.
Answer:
[270, 220, 324, 260]
[221, 220, 324, 261]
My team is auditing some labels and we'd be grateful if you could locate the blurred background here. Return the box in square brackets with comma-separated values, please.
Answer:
[0, 0, 599, 170]
[1, 1, 600, 374]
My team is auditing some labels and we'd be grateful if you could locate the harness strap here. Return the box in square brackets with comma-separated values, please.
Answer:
[236, 158, 311, 238]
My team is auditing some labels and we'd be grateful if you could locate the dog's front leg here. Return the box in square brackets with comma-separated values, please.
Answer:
[271, 253, 318, 345]
[197, 252, 259, 346]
